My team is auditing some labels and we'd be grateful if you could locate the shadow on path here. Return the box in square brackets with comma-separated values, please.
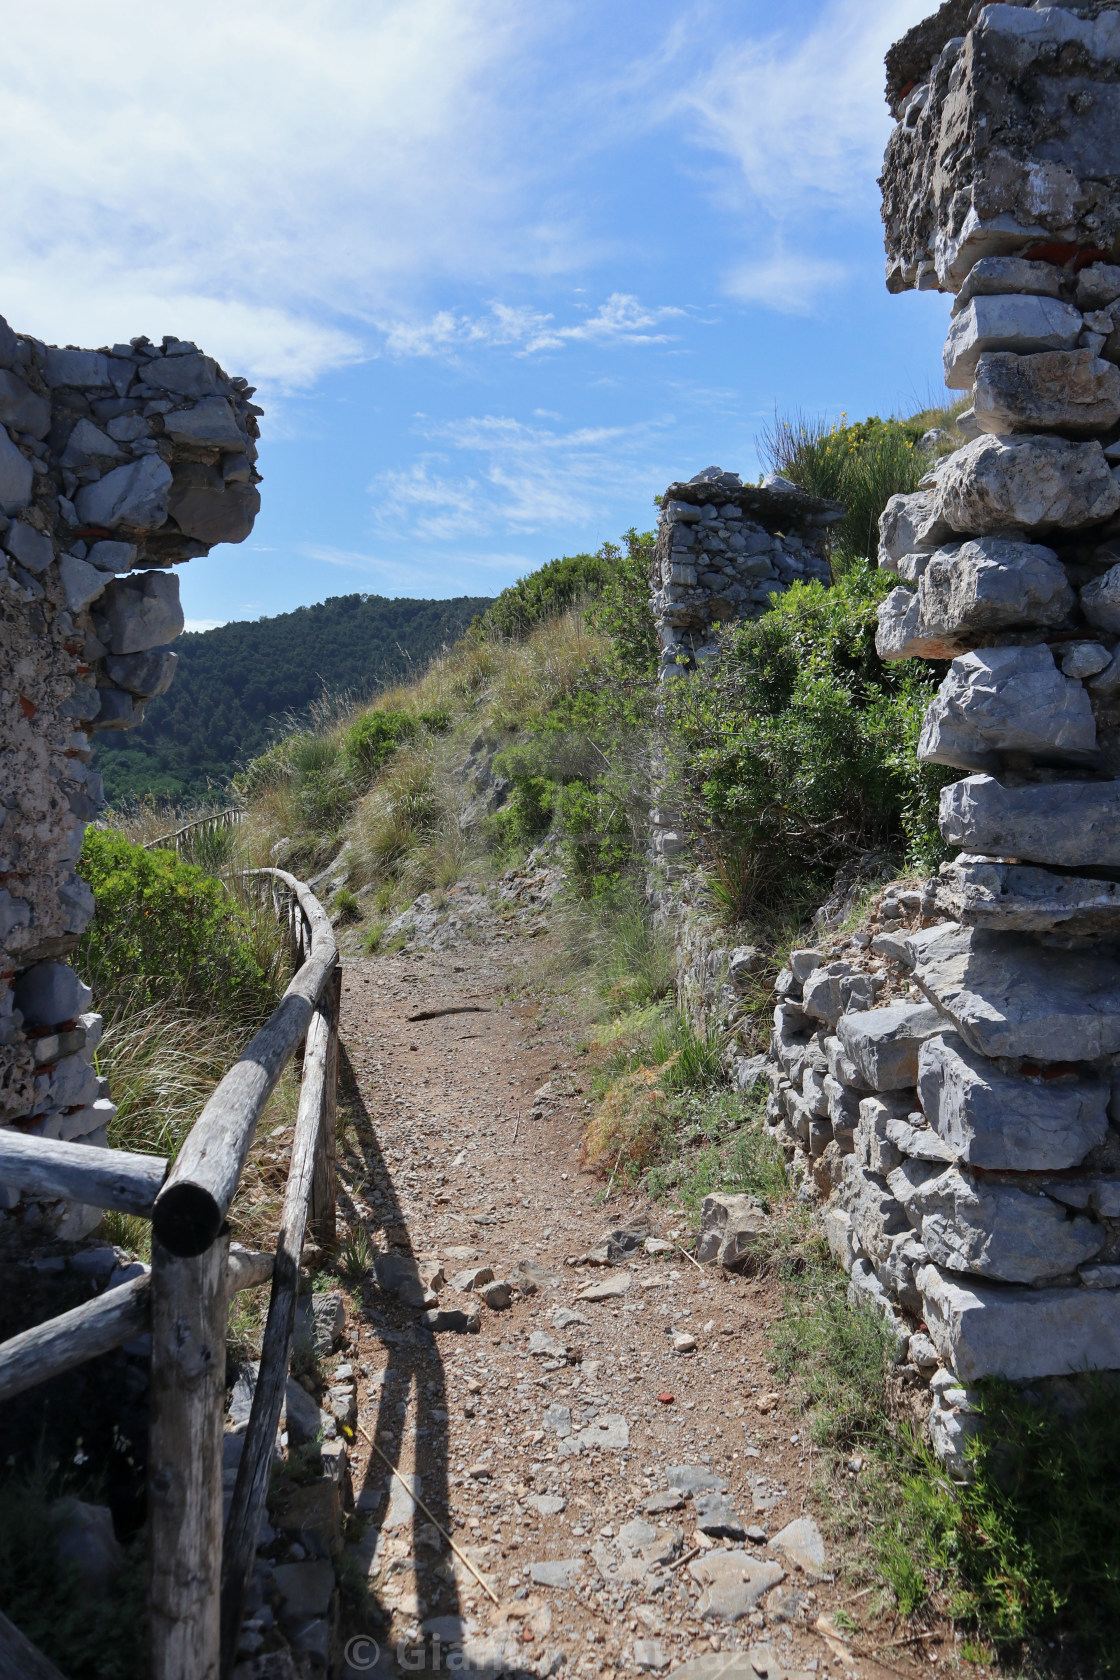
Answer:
[336, 1039, 541, 1680]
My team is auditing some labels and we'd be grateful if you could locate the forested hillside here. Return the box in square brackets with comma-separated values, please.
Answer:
[94, 592, 492, 803]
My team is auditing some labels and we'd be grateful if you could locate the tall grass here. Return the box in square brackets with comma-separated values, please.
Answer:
[771, 1243, 1120, 1671]
[758, 406, 966, 570]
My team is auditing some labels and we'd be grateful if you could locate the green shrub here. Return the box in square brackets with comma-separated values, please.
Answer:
[772, 1248, 1120, 1669]
[77, 829, 279, 1022]
[667, 565, 953, 913]
[557, 779, 634, 896]
[759, 412, 924, 567]
[586, 528, 660, 681]
[471, 550, 614, 640]
[487, 774, 556, 853]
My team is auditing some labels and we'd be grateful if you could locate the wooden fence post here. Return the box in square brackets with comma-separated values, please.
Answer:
[309, 964, 340, 1248]
[148, 1232, 229, 1680]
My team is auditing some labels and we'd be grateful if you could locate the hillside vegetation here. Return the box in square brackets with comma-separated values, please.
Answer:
[83, 403, 1120, 1672]
[93, 591, 493, 805]
[234, 414, 958, 931]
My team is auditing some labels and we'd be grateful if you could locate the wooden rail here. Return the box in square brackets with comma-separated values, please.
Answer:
[0, 867, 339, 1680]
[143, 807, 242, 853]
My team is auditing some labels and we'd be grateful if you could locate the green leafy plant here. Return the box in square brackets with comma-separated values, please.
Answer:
[77, 829, 281, 1022]
[331, 887, 361, 924]
[337, 1224, 373, 1281]
[667, 565, 953, 914]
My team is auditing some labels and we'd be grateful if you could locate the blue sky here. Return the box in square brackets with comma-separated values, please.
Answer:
[3, 0, 951, 628]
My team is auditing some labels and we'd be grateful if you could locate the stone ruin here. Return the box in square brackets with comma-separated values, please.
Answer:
[650, 465, 841, 680]
[765, 0, 1120, 1475]
[0, 321, 260, 1236]
[648, 465, 842, 872]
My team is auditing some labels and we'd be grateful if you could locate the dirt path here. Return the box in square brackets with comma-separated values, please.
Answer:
[332, 914, 929, 1680]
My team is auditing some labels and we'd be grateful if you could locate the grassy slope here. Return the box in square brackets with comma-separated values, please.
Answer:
[93, 591, 493, 805]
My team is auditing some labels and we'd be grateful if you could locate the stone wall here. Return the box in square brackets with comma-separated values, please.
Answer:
[0, 320, 261, 1236]
[647, 465, 841, 870]
[669, 0, 1120, 1478]
[745, 0, 1120, 1475]
[650, 465, 840, 681]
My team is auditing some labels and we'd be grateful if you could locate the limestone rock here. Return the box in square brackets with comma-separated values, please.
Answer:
[855, 1093, 917, 1178]
[51, 1499, 125, 1593]
[907, 1164, 1102, 1283]
[0, 424, 33, 515]
[932, 435, 1120, 535]
[918, 1263, 1120, 1383]
[687, 1550, 785, 1621]
[75, 454, 173, 531]
[972, 349, 1120, 435]
[908, 922, 1120, 1061]
[766, 1517, 827, 1578]
[1078, 263, 1120, 312]
[1081, 562, 1120, 634]
[94, 570, 184, 655]
[104, 648, 178, 698]
[882, 4, 1120, 292]
[837, 1158, 908, 1264]
[916, 537, 1073, 646]
[696, 1193, 767, 1270]
[939, 775, 1120, 868]
[800, 962, 852, 1028]
[0, 370, 50, 439]
[917, 645, 1097, 772]
[943, 294, 1083, 389]
[837, 1002, 948, 1091]
[13, 962, 92, 1027]
[918, 1031, 1109, 1170]
[953, 257, 1063, 315]
[163, 397, 247, 449]
[933, 857, 1120, 935]
[168, 466, 260, 546]
[877, 489, 952, 571]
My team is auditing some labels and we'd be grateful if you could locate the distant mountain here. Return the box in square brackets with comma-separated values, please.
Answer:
[94, 592, 492, 804]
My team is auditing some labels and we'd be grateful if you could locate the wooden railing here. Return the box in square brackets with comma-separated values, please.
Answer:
[0, 868, 341, 1680]
[143, 806, 242, 853]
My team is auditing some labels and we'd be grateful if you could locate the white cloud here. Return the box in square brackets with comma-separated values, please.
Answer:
[0, 0, 575, 391]
[678, 0, 933, 215]
[724, 252, 851, 315]
[380, 293, 683, 359]
[370, 410, 674, 540]
[183, 618, 227, 634]
[302, 542, 513, 598]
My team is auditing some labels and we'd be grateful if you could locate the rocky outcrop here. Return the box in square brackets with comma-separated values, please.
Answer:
[0, 321, 260, 1234]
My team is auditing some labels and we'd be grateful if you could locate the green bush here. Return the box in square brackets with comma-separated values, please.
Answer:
[77, 829, 278, 1022]
[471, 550, 614, 639]
[557, 779, 634, 896]
[586, 528, 660, 682]
[667, 565, 953, 914]
[0, 1460, 147, 1680]
[759, 412, 925, 567]
[488, 774, 556, 853]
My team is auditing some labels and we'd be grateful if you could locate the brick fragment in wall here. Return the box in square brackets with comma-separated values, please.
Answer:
[0, 318, 261, 1229]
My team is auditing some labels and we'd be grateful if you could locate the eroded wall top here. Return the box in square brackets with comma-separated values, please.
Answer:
[1, 319, 260, 1209]
[883, 1, 1120, 294]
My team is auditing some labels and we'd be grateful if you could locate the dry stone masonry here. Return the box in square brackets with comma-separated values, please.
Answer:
[0, 320, 261, 1235]
[651, 466, 840, 680]
[757, 0, 1120, 1478]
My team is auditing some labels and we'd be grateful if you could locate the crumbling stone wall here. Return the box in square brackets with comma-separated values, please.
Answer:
[648, 466, 841, 870]
[760, 0, 1120, 1476]
[0, 319, 260, 1236]
[650, 465, 840, 681]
